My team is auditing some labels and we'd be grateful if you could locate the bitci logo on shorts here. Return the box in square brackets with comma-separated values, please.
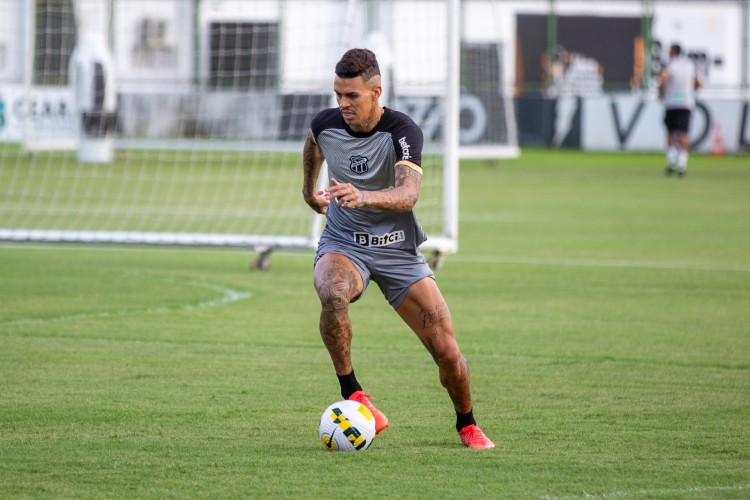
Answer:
[354, 230, 405, 247]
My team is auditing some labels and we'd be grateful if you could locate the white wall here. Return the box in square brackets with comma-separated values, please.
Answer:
[114, 0, 193, 89]
[582, 95, 749, 152]
[0, 1, 24, 82]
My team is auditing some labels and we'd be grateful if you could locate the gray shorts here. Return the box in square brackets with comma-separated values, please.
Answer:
[315, 239, 434, 309]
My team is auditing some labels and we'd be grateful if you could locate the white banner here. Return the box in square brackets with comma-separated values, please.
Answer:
[582, 95, 750, 153]
[0, 85, 75, 143]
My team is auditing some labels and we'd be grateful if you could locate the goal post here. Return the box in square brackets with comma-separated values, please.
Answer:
[0, 0, 518, 265]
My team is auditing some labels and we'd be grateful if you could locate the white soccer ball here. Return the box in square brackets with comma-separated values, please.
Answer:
[319, 400, 376, 451]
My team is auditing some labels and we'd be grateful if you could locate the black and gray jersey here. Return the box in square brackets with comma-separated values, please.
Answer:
[310, 106, 427, 252]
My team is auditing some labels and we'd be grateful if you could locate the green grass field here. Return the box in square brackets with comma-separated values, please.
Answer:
[1, 149, 749, 498]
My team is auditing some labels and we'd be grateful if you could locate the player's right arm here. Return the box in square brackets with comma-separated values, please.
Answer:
[694, 71, 703, 91]
[302, 130, 329, 215]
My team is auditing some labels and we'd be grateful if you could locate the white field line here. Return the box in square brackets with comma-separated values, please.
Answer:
[541, 482, 750, 499]
[9, 275, 251, 325]
[450, 254, 750, 273]
[2, 243, 749, 273]
[460, 213, 578, 224]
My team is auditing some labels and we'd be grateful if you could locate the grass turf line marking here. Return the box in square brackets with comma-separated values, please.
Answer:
[451, 254, 750, 273]
[3, 243, 748, 273]
[461, 213, 577, 224]
[256, 250, 750, 273]
[8, 274, 252, 325]
[540, 482, 750, 499]
[273, 249, 750, 273]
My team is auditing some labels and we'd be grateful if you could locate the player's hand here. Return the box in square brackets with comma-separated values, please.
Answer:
[304, 189, 330, 215]
[324, 178, 366, 209]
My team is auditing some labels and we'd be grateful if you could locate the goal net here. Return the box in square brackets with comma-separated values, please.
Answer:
[0, 0, 518, 262]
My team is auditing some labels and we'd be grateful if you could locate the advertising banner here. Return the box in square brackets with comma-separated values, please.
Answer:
[0, 86, 74, 144]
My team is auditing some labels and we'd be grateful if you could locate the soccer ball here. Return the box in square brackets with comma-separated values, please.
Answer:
[319, 400, 376, 451]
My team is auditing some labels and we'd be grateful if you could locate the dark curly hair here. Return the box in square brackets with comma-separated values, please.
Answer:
[335, 48, 380, 81]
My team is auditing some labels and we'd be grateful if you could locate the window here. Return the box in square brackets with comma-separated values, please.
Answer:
[209, 22, 278, 90]
[34, 0, 77, 85]
[131, 18, 177, 70]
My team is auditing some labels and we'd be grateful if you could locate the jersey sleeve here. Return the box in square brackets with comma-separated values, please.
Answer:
[309, 110, 326, 141]
[392, 121, 423, 174]
[310, 108, 340, 142]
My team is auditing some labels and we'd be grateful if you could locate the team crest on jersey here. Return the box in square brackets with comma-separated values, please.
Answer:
[349, 155, 369, 174]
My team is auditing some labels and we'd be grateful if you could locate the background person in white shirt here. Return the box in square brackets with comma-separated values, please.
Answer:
[659, 44, 702, 177]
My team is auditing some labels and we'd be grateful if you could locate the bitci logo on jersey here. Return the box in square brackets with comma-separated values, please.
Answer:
[349, 155, 369, 174]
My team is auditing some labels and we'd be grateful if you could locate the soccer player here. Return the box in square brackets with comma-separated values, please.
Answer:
[302, 48, 494, 449]
[659, 43, 702, 177]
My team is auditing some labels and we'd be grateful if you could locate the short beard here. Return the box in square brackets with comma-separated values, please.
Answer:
[353, 107, 382, 132]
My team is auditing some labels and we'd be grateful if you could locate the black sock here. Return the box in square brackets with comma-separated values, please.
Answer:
[337, 370, 362, 400]
[456, 408, 477, 432]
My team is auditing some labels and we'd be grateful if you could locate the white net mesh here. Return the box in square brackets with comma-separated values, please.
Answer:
[0, 0, 518, 252]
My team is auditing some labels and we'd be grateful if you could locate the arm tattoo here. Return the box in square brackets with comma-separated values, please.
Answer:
[302, 133, 325, 208]
[362, 165, 421, 211]
[395, 165, 421, 187]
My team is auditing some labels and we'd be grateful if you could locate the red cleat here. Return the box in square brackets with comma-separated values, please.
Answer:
[348, 390, 389, 435]
[458, 424, 495, 449]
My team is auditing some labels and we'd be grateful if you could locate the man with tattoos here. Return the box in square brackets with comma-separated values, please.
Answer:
[302, 48, 494, 449]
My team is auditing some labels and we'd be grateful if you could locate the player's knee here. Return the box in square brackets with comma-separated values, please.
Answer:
[434, 341, 462, 369]
[316, 279, 353, 312]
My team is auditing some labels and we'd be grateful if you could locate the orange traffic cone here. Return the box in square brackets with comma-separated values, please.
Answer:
[711, 122, 725, 157]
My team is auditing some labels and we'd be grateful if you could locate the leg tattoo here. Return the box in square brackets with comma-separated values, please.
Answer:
[315, 259, 361, 376]
[417, 303, 472, 413]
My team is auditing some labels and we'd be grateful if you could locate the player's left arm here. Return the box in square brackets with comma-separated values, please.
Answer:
[328, 163, 421, 212]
